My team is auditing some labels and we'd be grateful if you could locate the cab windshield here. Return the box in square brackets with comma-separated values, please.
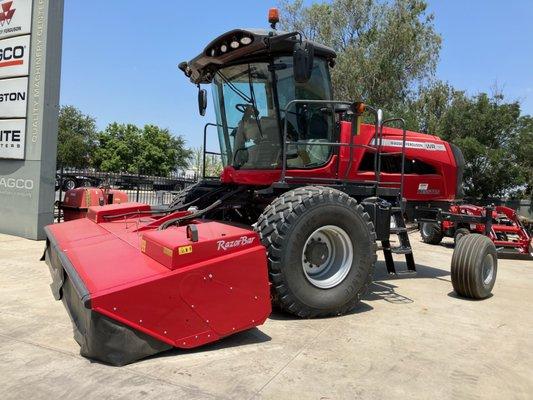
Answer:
[211, 57, 334, 170]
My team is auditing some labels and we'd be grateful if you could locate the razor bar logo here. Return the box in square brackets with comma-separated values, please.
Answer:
[0, 1, 15, 26]
[217, 236, 255, 251]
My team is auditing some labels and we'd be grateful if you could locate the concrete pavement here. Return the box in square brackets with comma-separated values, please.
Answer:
[0, 232, 532, 400]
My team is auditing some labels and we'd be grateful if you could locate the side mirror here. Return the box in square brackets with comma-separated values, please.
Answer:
[293, 41, 314, 83]
[198, 88, 207, 116]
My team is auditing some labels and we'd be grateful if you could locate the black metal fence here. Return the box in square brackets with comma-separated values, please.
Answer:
[55, 167, 198, 220]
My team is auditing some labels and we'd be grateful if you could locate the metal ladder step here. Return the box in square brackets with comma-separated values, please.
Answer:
[390, 227, 407, 234]
[381, 205, 416, 275]
[390, 246, 412, 255]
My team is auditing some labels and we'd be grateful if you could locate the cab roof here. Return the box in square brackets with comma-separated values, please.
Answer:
[180, 28, 337, 84]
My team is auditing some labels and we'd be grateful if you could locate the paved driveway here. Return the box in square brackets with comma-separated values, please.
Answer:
[0, 232, 531, 399]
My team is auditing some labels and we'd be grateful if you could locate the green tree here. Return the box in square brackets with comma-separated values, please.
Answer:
[190, 146, 223, 178]
[57, 106, 97, 168]
[511, 116, 533, 201]
[280, 0, 441, 110]
[400, 86, 532, 199]
[93, 123, 192, 176]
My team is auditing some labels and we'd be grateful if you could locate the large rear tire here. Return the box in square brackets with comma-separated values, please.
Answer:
[256, 186, 377, 318]
[420, 222, 444, 245]
[451, 233, 497, 299]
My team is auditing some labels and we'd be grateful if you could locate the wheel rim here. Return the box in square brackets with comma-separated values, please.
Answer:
[65, 180, 75, 190]
[301, 225, 353, 289]
[482, 253, 495, 286]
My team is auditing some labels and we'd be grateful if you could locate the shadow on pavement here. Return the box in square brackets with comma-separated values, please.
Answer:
[141, 327, 272, 362]
[364, 281, 413, 304]
[447, 291, 493, 301]
[267, 301, 374, 321]
[364, 261, 451, 304]
[128, 261, 452, 364]
[373, 260, 450, 280]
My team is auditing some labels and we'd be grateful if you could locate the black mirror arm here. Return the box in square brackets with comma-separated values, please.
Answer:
[264, 31, 302, 49]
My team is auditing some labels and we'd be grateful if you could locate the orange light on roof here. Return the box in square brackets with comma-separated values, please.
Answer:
[355, 102, 366, 114]
[268, 8, 280, 25]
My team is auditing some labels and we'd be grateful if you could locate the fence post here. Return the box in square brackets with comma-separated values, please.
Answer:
[136, 168, 140, 202]
[57, 165, 64, 223]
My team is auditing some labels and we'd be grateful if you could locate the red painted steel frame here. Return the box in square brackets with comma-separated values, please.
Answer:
[447, 204, 531, 254]
[220, 122, 458, 202]
[46, 203, 272, 349]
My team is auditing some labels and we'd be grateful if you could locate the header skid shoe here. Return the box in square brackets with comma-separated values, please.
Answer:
[44, 203, 271, 366]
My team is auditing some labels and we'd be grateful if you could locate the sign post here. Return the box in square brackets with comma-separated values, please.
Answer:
[0, 0, 64, 239]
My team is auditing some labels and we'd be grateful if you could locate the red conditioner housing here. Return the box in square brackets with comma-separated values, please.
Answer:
[44, 203, 271, 366]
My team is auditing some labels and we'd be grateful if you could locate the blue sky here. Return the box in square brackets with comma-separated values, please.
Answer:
[60, 0, 533, 149]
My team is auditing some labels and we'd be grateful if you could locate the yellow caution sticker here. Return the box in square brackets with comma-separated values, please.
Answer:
[163, 247, 173, 257]
[140, 239, 146, 253]
[178, 245, 193, 255]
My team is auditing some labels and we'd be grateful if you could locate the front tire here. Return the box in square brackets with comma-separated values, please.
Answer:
[256, 186, 377, 318]
[451, 234, 497, 299]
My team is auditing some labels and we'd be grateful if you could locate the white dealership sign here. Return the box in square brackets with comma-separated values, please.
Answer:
[0, 0, 63, 239]
[0, 33, 29, 78]
[0, 76, 27, 116]
[0, 0, 32, 39]
[0, 118, 25, 158]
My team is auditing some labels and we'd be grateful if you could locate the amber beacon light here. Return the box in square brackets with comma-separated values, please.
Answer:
[268, 8, 280, 29]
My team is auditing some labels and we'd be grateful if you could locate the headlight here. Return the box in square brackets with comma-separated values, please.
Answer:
[240, 37, 252, 45]
[230, 40, 239, 49]
[220, 44, 228, 53]
[210, 48, 216, 57]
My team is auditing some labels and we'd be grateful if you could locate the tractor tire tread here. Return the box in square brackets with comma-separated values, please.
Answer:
[256, 186, 377, 318]
[420, 222, 444, 245]
[451, 233, 497, 299]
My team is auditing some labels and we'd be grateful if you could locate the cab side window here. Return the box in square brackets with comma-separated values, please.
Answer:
[276, 57, 335, 168]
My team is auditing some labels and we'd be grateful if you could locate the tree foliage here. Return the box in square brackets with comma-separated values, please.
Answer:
[281, 0, 532, 199]
[57, 106, 97, 168]
[190, 147, 223, 178]
[280, 0, 441, 109]
[93, 123, 192, 176]
[399, 85, 533, 199]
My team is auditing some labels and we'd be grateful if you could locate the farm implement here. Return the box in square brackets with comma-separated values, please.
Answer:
[43, 9, 501, 365]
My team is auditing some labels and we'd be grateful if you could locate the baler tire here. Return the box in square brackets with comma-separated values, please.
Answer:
[420, 222, 444, 245]
[256, 186, 377, 318]
[453, 228, 471, 245]
[451, 233, 497, 299]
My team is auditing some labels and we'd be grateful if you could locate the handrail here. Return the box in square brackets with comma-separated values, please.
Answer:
[203, 122, 236, 179]
[380, 118, 407, 208]
[203, 123, 222, 179]
[280, 99, 353, 183]
[279, 100, 408, 200]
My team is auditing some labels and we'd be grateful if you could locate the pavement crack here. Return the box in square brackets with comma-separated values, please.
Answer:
[248, 322, 333, 400]
[0, 332, 76, 357]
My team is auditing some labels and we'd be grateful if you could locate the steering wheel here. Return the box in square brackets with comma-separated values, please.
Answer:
[235, 103, 249, 113]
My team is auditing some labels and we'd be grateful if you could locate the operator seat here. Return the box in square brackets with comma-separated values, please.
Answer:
[232, 114, 281, 169]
